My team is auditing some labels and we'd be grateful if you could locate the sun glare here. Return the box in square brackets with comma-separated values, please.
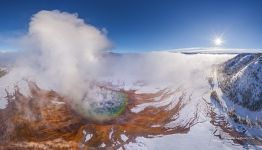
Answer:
[214, 37, 223, 46]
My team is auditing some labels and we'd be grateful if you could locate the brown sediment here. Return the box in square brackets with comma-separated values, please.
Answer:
[0, 81, 198, 149]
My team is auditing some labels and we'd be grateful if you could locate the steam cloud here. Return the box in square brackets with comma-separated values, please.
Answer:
[0, 10, 113, 114]
[27, 10, 111, 98]
[1, 10, 110, 99]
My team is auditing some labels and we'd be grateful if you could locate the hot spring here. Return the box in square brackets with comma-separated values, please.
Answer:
[76, 86, 128, 123]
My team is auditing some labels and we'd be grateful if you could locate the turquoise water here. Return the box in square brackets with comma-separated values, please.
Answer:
[78, 88, 128, 122]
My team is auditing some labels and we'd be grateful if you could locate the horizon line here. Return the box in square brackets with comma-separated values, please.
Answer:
[1, 47, 262, 54]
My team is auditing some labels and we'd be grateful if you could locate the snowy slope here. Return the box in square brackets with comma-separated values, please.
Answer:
[208, 53, 262, 149]
[218, 53, 262, 111]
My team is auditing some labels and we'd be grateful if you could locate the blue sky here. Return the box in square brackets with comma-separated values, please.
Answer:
[0, 0, 262, 52]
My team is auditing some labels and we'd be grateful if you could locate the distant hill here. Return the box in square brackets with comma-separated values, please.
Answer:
[168, 47, 262, 54]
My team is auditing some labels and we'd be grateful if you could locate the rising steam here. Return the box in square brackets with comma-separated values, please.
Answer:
[5, 11, 109, 93]
[0, 10, 112, 119]
[23, 10, 111, 99]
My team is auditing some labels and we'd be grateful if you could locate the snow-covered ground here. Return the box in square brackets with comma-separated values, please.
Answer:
[124, 121, 244, 150]
[1, 52, 262, 149]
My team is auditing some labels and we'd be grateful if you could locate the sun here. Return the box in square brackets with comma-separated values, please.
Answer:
[214, 37, 223, 46]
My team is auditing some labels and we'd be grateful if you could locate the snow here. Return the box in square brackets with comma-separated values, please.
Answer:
[51, 100, 65, 105]
[219, 54, 262, 119]
[83, 130, 93, 142]
[2, 52, 262, 149]
[121, 134, 128, 142]
[124, 121, 244, 150]
[212, 55, 262, 142]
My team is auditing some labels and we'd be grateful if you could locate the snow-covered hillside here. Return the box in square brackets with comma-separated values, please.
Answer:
[218, 53, 262, 111]
[207, 53, 262, 149]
